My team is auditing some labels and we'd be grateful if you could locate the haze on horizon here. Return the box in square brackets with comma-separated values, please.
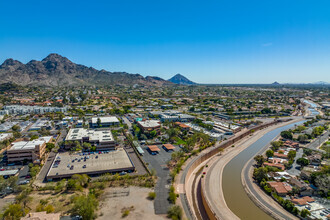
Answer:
[1, 0, 330, 84]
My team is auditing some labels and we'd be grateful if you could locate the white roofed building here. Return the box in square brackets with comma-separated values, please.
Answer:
[91, 116, 120, 128]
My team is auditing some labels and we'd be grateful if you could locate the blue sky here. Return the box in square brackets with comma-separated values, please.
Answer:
[0, 0, 329, 83]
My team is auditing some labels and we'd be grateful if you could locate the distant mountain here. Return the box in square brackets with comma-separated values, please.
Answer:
[168, 74, 196, 85]
[0, 53, 172, 87]
[272, 81, 280, 85]
[312, 81, 329, 85]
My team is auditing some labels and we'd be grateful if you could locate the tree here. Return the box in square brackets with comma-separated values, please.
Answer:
[13, 131, 21, 139]
[303, 148, 313, 156]
[29, 135, 39, 141]
[297, 134, 308, 143]
[11, 125, 21, 132]
[150, 130, 157, 138]
[97, 118, 101, 127]
[71, 194, 98, 220]
[254, 155, 265, 167]
[167, 205, 182, 220]
[266, 150, 274, 159]
[46, 143, 55, 152]
[287, 150, 296, 161]
[253, 167, 268, 183]
[280, 130, 293, 140]
[312, 126, 325, 138]
[297, 158, 309, 167]
[271, 141, 283, 151]
[300, 209, 311, 218]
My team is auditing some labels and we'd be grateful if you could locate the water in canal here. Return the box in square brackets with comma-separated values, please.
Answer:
[222, 121, 305, 220]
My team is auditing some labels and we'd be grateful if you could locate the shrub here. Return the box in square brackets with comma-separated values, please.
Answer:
[167, 205, 182, 220]
[148, 192, 156, 200]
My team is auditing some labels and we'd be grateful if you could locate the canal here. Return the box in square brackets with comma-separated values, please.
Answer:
[222, 121, 305, 220]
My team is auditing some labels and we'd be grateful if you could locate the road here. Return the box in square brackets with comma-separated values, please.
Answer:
[306, 130, 329, 152]
[35, 129, 66, 185]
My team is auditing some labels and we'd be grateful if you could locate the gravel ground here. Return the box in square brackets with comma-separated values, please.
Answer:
[97, 186, 166, 220]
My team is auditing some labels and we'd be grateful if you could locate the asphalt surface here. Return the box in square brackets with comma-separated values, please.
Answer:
[36, 129, 66, 183]
[17, 165, 30, 184]
[306, 131, 329, 152]
[287, 148, 303, 176]
[141, 144, 175, 214]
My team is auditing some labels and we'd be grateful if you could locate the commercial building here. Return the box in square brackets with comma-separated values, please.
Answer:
[0, 122, 18, 132]
[91, 116, 120, 128]
[46, 149, 135, 180]
[159, 111, 195, 122]
[137, 120, 161, 134]
[29, 119, 52, 131]
[0, 133, 13, 142]
[7, 136, 53, 163]
[65, 128, 117, 151]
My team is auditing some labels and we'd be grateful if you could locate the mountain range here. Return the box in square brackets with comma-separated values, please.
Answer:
[0, 54, 173, 87]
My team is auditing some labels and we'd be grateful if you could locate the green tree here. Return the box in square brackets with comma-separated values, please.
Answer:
[97, 118, 101, 127]
[300, 209, 311, 218]
[266, 150, 274, 159]
[271, 141, 283, 151]
[11, 125, 21, 132]
[150, 130, 157, 138]
[303, 148, 313, 156]
[280, 130, 293, 140]
[46, 143, 55, 152]
[297, 158, 309, 167]
[297, 134, 308, 143]
[254, 155, 265, 167]
[253, 167, 268, 183]
[287, 150, 296, 161]
[71, 194, 98, 220]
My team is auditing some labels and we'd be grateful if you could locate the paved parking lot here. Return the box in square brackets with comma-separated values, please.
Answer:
[141, 144, 178, 214]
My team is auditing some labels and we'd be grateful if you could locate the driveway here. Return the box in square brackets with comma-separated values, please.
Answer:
[287, 148, 303, 176]
[142, 144, 177, 214]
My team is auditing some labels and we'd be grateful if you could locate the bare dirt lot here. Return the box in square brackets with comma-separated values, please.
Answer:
[0, 194, 15, 211]
[97, 186, 166, 220]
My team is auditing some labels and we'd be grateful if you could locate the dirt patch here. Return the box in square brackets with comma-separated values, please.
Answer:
[0, 195, 15, 211]
[97, 187, 166, 220]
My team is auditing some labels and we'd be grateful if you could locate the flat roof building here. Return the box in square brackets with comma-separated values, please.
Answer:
[0, 133, 13, 142]
[137, 120, 161, 134]
[66, 128, 117, 151]
[91, 116, 120, 128]
[7, 136, 53, 163]
[46, 149, 135, 180]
